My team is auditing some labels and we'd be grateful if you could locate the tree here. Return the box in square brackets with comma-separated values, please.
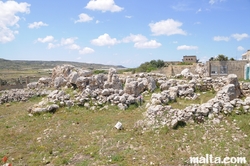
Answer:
[136, 59, 165, 72]
[209, 54, 229, 61]
[209, 57, 214, 61]
[216, 54, 228, 61]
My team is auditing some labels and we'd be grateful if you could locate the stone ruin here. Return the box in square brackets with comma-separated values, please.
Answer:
[1, 63, 250, 130]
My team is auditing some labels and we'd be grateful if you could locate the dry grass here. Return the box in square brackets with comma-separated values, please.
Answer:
[0, 94, 250, 165]
[0, 69, 50, 80]
[170, 91, 216, 110]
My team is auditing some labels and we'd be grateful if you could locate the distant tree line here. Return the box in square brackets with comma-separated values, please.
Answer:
[117, 59, 166, 74]
[209, 54, 235, 61]
[136, 60, 165, 72]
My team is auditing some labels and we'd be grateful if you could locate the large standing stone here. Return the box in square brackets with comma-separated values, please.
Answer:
[108, 68, 117, 82]
[217, 84, 236, 101]
[54, 77, 67, 88]
[147, 77, 157, 92]
[68, 71, 79, 84]
[226, 74, 242, 98]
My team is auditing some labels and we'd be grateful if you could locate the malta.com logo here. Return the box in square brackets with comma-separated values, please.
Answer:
[190, 154, 247, 164]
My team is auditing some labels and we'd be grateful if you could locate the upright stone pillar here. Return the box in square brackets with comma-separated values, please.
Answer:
[26, 76, 30, 84]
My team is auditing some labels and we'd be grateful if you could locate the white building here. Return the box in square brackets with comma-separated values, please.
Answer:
[242, 50, 250, 60]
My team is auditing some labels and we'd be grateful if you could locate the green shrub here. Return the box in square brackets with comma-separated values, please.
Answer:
[93, 70, 108, 74]
[136, 59, 165, 73]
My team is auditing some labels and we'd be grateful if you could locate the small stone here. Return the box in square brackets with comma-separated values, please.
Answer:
[5, 103, 11, 107]
[115, 121, 123, 130]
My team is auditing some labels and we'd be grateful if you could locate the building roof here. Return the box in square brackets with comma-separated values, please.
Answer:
[183, 55, 196, 57]
[242, 50, 250, 57]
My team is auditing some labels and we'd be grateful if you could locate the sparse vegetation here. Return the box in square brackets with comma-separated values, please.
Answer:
[135, 60, 165, 73]
[169, 91, 216, 109]
[0, 58, 124, 80]
[0, 91, 250, 165]
[93, 69, 108, 75]
[177, 62, 193, 65]
[209, 54, 235, 61]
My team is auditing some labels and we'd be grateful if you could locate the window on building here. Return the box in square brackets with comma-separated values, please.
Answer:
[220, 65, 228, 75]
[211, 66, 218, 75]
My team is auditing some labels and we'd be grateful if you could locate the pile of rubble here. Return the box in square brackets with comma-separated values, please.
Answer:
[26, 65, 159, 113]
[140, 74, 250, 129]
[0, 89, 50, 104]
[1, 63, 250, 130]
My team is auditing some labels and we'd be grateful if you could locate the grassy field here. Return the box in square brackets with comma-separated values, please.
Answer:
[0, 58, 125, 80]
[0, 69, 51, 80]
[0, 93, 250, 166]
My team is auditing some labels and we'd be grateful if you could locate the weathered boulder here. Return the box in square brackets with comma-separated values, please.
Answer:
[68, 71, 79, 84]
[117, 103, 127, 110]
[195, 63, 207, 77]
[147, 77, 157, 92]
[29, 104, 59, 114]
[111, 74, 123, 89]
[46, 104, 59, 112]
[181, 68, 193, 79]
[108, 68, 117, 82]
[51, 64, 74, 80]
[124, 80, 138, 96]
[78, 69, 92, 77]
[54, 77, 67, 88]
[226, 74, 242, 98]
[101, 89, 110, 96]
[38, 77, 52, 84]
[27, 82, 38, 89]
[216, 84, 236, 101]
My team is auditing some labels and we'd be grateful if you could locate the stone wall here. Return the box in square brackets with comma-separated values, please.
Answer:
[0, 76, 40, 90]
[206, 60, 248, 79]
[162, 63, 197, 77]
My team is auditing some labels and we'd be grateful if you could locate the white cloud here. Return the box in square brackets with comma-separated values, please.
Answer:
[75, 13, 93, 23]
[149, 19, 187, 36]
[194, 22, 201, 25]
[122, 34, 161, 49]
[122, 34, 147, 43]
[125, 15, 132, 19]
[79, 47, 95, 55]
[196, 8, 202, 13]
[213, 36, 230, 42]
[47, 43, 59, 49]
[28, 21, 48, 29]
[61, 37, 78, 45]
[172, 2, 192, 11]
[173, 41, 178, 44]
[96, 20, 100, 24]
[237, 46, 245, 51]
[67, 44, 80, 50]
[231, 33, 249, 41]
[37, 36, 54, 43]
[91, 33, 119, 46]
[134, 40, 162, 49]
[209, 0, 226, 5]
[0, 1, 30, 43]
[177, 45, 198, 50]
[85, 0, 123, 12]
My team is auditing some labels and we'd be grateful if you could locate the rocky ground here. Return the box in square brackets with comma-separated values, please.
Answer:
[1, 63, 250, 130]
[1, 63, 250, 165]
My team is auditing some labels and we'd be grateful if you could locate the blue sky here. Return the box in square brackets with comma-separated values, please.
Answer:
[0, 0, 249, 67]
